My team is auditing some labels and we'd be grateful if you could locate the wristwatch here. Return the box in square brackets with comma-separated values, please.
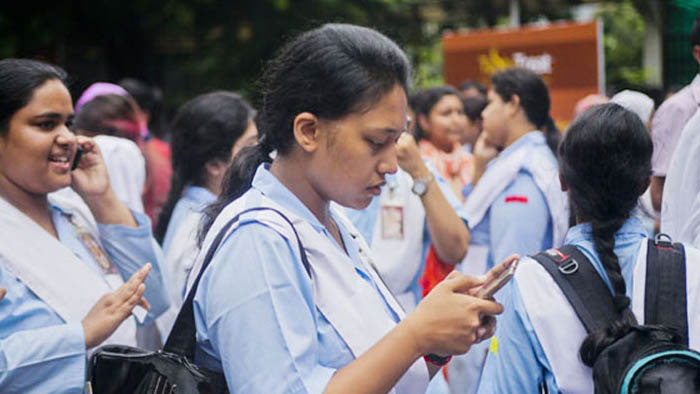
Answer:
[411, 174, 434, 197]
[423, 353, 452, 366]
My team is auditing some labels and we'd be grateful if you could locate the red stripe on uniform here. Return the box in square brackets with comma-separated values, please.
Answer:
[505, 196, 528, 203]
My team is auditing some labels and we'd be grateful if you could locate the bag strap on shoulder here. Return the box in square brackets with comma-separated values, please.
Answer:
[644, 234, 688, 345]
[163, 207, 311, 359]
[531, 245, 618, 334]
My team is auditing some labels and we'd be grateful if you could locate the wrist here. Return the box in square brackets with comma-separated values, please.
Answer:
[408, 165, 431, 182]
[397, 315, 428, 359]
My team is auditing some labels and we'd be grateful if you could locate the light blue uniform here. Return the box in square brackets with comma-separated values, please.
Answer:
[193, 166, 400, 394]
[477, 216, 648, 393]
[448, 132, 559, 394]
[468, 132, 555, 270]
[343, 163, 466, 305]
[0, 204, 169, 394]
[162, 186, 216, 262]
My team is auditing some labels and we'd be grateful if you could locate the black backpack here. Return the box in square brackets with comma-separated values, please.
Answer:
[532, 235, 700, 394]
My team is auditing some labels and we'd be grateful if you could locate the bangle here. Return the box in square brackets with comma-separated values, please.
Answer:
[423, 353, 452, 366]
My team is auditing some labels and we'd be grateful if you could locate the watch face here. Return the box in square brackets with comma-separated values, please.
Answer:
[412, 181, 427, 196]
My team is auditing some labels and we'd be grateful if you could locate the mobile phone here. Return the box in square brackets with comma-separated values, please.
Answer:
[477, 259, 519, 299]
[71, 148, 83, 171]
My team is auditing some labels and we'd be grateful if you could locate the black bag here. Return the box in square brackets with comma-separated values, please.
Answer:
[532, 235, 700, 394]
[89, 207, 310, 394]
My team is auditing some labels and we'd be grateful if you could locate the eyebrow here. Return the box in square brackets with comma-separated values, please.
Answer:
[368, 127, 405, 136]
[32, 112, 74, 120]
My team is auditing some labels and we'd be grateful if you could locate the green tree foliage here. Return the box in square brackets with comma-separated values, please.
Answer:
[596, 1, 648, 88]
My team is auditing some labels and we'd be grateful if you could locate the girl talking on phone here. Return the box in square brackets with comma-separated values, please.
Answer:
[0, 58, 169, 393]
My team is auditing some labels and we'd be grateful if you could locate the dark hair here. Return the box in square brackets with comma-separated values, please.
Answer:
[491, 67, 560, 155]
[462, 95, 487, 122]
[458, 79, 487, 97]
[73, 94, 142, 142]
[691, 13, 700, 47]
[199, 23, 411, 244]
[154, 91, 255, 243]
[558, 103, 653, 366]
[412, 85, 462, 140]
[0, 58, 68, 135]
[118, 77, 165, 139]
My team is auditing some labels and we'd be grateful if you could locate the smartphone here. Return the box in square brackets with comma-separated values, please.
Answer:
[477, 259, 519, 299]
[71, 148, 83, 171]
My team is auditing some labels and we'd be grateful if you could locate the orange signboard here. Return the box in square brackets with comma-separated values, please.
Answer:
[442, 21, 603, 124]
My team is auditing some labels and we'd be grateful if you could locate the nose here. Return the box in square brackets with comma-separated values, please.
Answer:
[54, 124, 77, 148]
[377, 144, 398, 175]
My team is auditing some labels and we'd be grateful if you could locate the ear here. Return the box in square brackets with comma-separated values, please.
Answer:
[293, 112, 321, 153]
[559, 172, 568, 192]
[693, 45, 700, 67]
[417, 113, 431, 136]
[507, 94, 522, 118]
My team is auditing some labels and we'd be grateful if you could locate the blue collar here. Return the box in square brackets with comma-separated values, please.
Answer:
[183, 185, 216, 205]
[564, 216, 648, 245]
[499, 130, 545, 158]
[251, 164, 328, 233]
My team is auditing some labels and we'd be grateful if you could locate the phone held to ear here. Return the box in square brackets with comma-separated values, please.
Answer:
[71, 148, 83, 171]
[476, 258, 519, 299]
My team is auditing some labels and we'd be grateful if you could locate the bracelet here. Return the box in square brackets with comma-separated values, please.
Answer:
[423, 353, 452, 366]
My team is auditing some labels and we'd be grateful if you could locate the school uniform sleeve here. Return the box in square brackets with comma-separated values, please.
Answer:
[0, 323, 86, 394]
[489, 172, 552, 264]
[194, 222, 336, 394]
[477, 279, 558, 394]
[97, 210, 170, 323]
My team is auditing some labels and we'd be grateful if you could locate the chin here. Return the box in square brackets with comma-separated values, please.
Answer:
[334, 195, 373, 211]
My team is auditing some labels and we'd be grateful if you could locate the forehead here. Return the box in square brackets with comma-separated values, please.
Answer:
[434, 94, 461, 108]
[355, 85, 408, 126]
[15, 79, 73, 118]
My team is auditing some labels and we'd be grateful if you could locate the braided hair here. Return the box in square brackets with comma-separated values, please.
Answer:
[558, 103, 653, 366]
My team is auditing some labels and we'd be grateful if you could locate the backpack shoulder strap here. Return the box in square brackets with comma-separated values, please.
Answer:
[531, 245, 618, 334]
[163, 206, 311, 358]
[644, 234, 688, 345]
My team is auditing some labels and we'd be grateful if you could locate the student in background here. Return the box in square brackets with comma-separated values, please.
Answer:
[478, 103, 700, 393]
[448, 67, 568, 394]
[154, 91, 257, 339]
[413, 86, 474, 203]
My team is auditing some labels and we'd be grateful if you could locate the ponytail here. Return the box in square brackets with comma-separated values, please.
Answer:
[154, 173, 186, 244]
[198, 143, 272, 246]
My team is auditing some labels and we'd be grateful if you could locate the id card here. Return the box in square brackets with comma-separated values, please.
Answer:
[381, 205, 404, 240]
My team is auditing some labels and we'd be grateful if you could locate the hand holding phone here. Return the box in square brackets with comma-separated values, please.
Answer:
[476, 256, 519, 299]
[71, 147, 84, 171]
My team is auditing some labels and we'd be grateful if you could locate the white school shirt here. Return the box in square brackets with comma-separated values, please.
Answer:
[0, 200, 169, 393]
[477, 216, 700, 394]
[191, 164, 429, 394]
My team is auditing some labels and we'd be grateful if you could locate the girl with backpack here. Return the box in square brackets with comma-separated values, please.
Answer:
[477, 103, 700, 393]
[447, 67, 569, 394]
